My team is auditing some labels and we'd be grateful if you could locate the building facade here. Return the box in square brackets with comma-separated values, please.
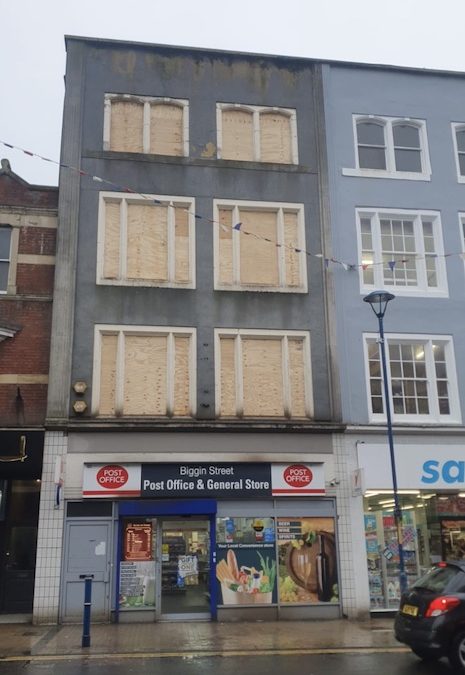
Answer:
[0, 159, 57, 616]
[34, 37, 345, 624]
[323, 63, 465, 614]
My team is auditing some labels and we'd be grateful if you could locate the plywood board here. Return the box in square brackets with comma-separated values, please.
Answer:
[260, 113, 292, 163]
[219, 337, 236, 416]
[124, 335, 167, 415]
[242, 338, 283, 416]
[240, 210, 278, 286]
[174, 207, 190, 283]
[288, 339, 307, 417]
[221, 109, 254, 161]
[174, 336, 190, 415]
[103, 201, 121, 279]
[99, 335, 118, 415]
[127, 203, 168, 280]
[150, 104, 183, 156]
[110, 101, 144, 153]
[284, 211, 300, 287]
[218, 209, 233, 285]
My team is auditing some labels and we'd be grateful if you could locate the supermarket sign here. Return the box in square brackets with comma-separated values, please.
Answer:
[358, 444, 465, 490]
[83, 462, 325, 498]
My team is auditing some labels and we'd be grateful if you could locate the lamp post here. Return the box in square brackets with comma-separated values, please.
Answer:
[363, 290, 408, 598]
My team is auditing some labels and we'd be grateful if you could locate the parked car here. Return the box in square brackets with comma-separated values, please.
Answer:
[395, 561, 465, 669]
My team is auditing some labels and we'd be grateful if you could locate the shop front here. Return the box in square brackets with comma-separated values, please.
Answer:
[67, 461, 340, 622]
[358, 442, 465, 611]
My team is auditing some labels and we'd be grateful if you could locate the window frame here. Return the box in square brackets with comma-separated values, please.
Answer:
[213, 198, 307, 293]
[91, 324, 197, 417]
[451, 123, 465, 183]
[214, 328, 313, 419]
[343, 115, 431, 181]
[216, 103, 298, 164]
[363, 333, 461, 424]
[356, 207, 448, 297]
[0, 224, 19, 295]
[96, 192, 196, 289]
[103, 94, 189, 157]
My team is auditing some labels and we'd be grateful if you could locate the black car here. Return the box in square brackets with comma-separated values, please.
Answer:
[395, 561, 465, 669]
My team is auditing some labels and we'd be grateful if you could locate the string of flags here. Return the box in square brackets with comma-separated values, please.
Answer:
[2, 139, 464, 273]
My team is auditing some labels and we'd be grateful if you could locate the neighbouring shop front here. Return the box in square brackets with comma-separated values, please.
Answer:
[0, 430, 43, 615]
[62, 461, 340, 622]
[358, 442, 465, 611]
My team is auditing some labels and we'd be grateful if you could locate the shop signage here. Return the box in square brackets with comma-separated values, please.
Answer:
[123, 523, 153, 561]
[83, 462, 325, 498]
[358, 444, 465, 490]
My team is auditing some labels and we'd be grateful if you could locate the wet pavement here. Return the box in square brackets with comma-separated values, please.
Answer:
[0, 618, 401, 659]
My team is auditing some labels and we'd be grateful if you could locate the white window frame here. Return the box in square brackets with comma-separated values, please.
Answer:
[0, 223, 19, 295]
[459, 213, 465, 273]
[363, 333, 461, 425]
[96, 192, 196, 289]
[451, 123, 465, 183]
[343, 115, 431, 181]
[356, 208, 448, 298]
[92, 324, 197, 417]
[214, 328, 313, 419]
[213, 198, 307, 293]
[216, 103, 298, 164]
[103, 94, 189, 156]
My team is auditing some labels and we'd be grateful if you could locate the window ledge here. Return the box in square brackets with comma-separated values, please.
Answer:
[458, 176, 465, 184]
[360, 287, 449, 299]
[215, 284, 308, 294]
[342, 167, 431, 182]
[97, 279, 195, 290]
[369, 416, 462, 426]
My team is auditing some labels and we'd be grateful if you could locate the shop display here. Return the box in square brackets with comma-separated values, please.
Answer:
[277, 517, 338, 604]
[216, 548, 276, 605]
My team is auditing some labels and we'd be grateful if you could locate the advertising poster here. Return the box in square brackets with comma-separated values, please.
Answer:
[277, 517, 338, 604]
[119, 561, 155, 608]
[124, 522, 153, 561]
[216, 516, 277, 605]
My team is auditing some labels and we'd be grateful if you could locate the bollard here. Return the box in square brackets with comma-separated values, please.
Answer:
[80, 574, 94, 648]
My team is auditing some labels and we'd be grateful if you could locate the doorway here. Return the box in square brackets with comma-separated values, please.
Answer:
[118, 516, 212, 621]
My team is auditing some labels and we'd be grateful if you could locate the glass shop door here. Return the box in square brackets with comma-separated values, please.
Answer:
[160, 518, 211, 619]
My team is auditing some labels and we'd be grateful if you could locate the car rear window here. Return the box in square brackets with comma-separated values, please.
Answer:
[413, 565, 465, 592]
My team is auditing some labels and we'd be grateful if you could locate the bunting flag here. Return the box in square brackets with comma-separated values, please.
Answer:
[3, 139, 465, 274]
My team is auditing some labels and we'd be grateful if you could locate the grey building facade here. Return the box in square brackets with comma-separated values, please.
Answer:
[34, 37, 345, 624]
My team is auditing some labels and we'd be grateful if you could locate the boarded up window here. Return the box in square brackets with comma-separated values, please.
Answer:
[260, 112, 292, 163]
[96, 329, 193, 417]
[219, 337, 236, 416]
[103, 202, 121, 279]
[99, 335, 118, 415]
[173, 336, 190, 415]
[124, 335, 167, 415]
[101, 196, 192, 286]
[221, 109, 254, 161]
[127, 203, 168, 281]
[283, 211, 300, 287]
[150, 104, 184, 156]
[240, 210, 279, 286]
[218, 334, 310, 418]
[242, 338, 284, 416]
[218, 209, 233, 285]
[110, 100, 144, 153]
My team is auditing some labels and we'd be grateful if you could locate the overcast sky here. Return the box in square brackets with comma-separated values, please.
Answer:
[2, 0, 465, 186]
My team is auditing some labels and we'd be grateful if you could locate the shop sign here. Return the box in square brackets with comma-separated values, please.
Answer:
[358, 444, 465, 490]
[83, 462, 325, 498]
[83, 464, 141, 497]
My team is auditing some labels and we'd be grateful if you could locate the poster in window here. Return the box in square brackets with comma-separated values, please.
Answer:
[124, 522, 153, 561]
[277, 517, 338, 604]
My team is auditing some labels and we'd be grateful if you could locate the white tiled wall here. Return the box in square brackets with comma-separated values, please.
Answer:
[333, 433, 371, 619]
[33, 431, 67, 624]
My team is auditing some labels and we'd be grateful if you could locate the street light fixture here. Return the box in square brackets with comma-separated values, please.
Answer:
[363, 290, 408, 598]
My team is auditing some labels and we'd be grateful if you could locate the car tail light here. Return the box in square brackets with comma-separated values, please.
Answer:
[425, 596, 461, 617]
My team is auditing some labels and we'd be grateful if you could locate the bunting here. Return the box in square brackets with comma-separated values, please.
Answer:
[3, 139, 465, 274]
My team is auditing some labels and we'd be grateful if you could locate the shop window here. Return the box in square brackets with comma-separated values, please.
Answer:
[213, 199, 307, 292]
[93, 325, 196, 417]
[364, 334, 460, 424]
[104, 94, 189, 156]
[357, 209, 447, 297]
[215, 516, 338, 606]
[215, 329, 313, 419]
[343, 115, 431, 180]
[97, 193, 195, 288]
[217, 104, 298, 164]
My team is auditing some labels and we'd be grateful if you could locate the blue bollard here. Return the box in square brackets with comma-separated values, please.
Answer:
[80, 575, 93, 648]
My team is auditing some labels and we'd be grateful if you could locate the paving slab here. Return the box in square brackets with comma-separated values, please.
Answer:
[0, 618, 398, 658]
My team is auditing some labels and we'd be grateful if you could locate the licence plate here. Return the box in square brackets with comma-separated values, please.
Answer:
[402, 604, 418, 617]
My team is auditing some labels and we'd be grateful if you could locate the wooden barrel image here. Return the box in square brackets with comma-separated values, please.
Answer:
[286, 531, 336, 592]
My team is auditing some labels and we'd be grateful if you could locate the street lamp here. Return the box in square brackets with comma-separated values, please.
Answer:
[363, 290, 408, 598]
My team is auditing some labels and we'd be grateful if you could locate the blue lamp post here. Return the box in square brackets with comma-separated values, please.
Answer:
[363, 290, 408, 598]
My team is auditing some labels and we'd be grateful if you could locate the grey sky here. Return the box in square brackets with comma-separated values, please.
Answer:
[2, 0, 465, 186]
